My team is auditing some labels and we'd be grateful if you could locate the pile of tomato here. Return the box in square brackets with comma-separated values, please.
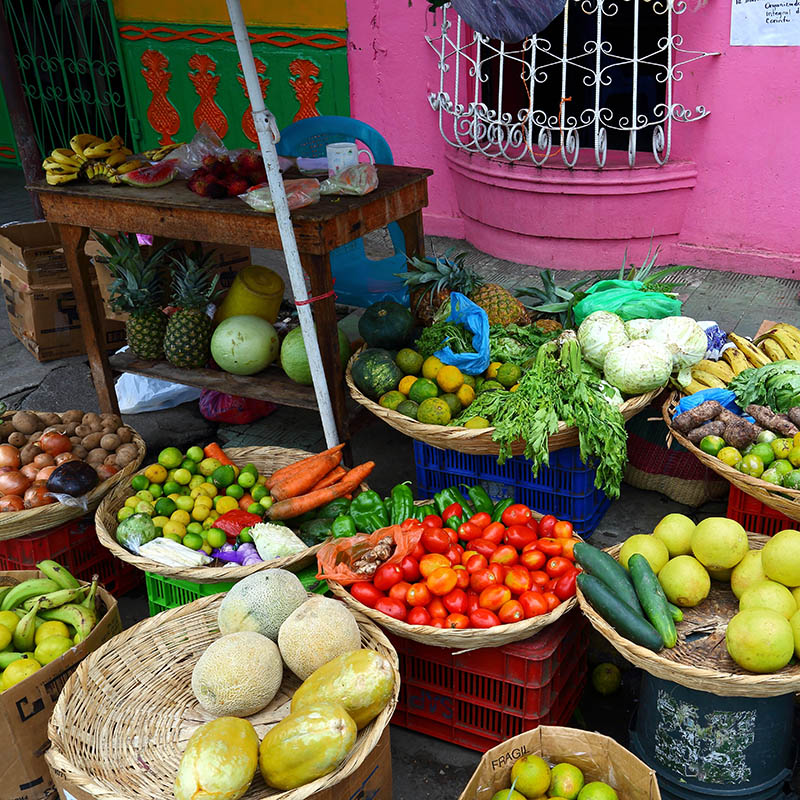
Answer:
[349, 503, 581, 629]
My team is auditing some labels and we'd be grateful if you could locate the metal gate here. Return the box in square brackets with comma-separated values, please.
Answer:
[2, 0, 134, 157]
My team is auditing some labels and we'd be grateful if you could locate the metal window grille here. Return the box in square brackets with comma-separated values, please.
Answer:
[426, 1, 718, 168]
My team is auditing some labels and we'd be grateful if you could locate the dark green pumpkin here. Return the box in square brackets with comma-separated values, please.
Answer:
[358, 301, 415, 349]
[351, 348, 403, 400]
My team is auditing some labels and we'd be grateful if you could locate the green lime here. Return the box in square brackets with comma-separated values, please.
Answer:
[131, 475, 149, 492]
[774, 459, 794, 477]
[699, 435, 725, 456]
[717, 446, 742, 467]
[175, 495, 194, 512]
[742, 443, 755, 456]
[396, 400, 419, 419]
[180, 459, 197, 474]
[462, 374, 476, 388]
[789, 446, 800, 467]
[206, 528, 227, 549]
[578, 781, 619, 800]
[183, 532, 203, 550]
[251, 484, 268, 502]
[135, 489, 154, 503]
[739, 453, 764, 478]
[379, 390, 406, 410]
[591, 663, 621, 695]
[135, 500, 154, 516]
[783, 469, 800, 489]
[247, 503, 267, 517]
[155, 497, 177, 517]
[237, 470, 257, 489]
[226, 484, 245, 500]
[199, 457, 221, 477]
[186, 446, 205, 463]
[241, 463, 258, 476]
[173, 468, 192, 486]
[479, 380, 504, 393]
[496, 363, 522, 388]
[189, 475, 204, 489]
[440, 393, 462, 416]
[772, 438, 794, 460]
[408, 377, 439, 404]
[750, 442, 775, 466]
[148, 483, 163, 498]
[396, 348, 424, 376]
[163, 481, 182, 496]
[757, 430, 778, 444]
[211, 464, 236, 489]
[259, 496, 273, 510]
[186, 521, 204, 536]
[238, 528, 253, 544]
[164, 532, 182, 544]
[117, 506, 134, 522]
[761, 467, 783, 485]
[157, 447, 183, 470]
[417, 397, 451, 425]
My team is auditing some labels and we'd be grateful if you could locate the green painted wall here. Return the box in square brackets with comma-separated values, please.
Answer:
[0, 85, 19, 167]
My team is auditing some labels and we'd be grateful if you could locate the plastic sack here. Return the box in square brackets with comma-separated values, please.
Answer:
[573, 280, 682, 326]
[169, 122, 228, 178]
[434, 292, 491, 374]
[316, 523, 423, 586]
[319, 164, 378, 196]
[199, 390, 277, 424]
[115, 366, 202, 414]
[674, 388, 754, 422]
[239, 178, 320, 213]
[452, 0, 567, 41]
[698, 320, 729, 360]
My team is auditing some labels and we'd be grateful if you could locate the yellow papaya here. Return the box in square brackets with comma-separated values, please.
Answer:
[259, 701, 357, 790]
[174, 717, 259, 800]
[291, 649, 395, 729]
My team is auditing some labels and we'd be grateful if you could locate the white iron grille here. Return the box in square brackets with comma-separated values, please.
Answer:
[427, 1, 719, 168]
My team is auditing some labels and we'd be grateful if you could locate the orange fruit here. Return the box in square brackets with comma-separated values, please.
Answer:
[398, 375, 417, 396]
[437, 364, 464, 393]
[550, 763, 584, 799]
[511, 755, 550, 798]
[456, 383, 475, 408]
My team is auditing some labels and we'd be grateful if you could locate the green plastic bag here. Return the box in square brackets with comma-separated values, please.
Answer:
[573, 279, 681, 326]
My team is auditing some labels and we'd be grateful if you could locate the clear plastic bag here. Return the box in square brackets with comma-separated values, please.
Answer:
[435, 291, 491, 375]
[169, 122, 228, 178]
[239, 178, 320, 213]
[319, 164, 378, 196]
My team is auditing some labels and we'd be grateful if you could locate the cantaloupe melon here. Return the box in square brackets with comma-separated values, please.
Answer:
[277, 596, 361, 680]
[217, 569, 307, 641]
[192, 631, 282, 717]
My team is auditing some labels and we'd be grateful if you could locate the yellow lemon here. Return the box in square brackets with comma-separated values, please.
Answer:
[0, 611, 19, 635]
[194, 494, 213, 509]
[486, 361, 502, 379]
[34, 621, 70, 646]
[1, 658, 41, 690]
[191, 505, 210, 522]
[124, 496, 139, 510]
[152, 515, 169, 529]
[144, 464, 168, 484]
[464, 416, 490, 429]
[200, 482, 218, 498]
[436, 364, 464, 393]
[398, 375, 417, 396]
[215, 496, 240, 515]
[456, 384, 475, 408]
[170, 509, 191, 526]
[34, 635, 74, 666]
[422, 355, 444, 380]
[0, 626, 11, 651]
[163, 520, 187, 538]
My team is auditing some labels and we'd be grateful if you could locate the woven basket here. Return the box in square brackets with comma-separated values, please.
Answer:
[346, 349, 659, 456]
[46, 592, 399, 800]
[576, 534, 800, 697]
[0, 414, 145, 542]
[95, 446, 367, 584]
[663, 391, 800, 521]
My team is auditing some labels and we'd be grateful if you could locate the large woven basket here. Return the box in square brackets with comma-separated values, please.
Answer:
[46, 592, 399, 800]
[346, 349, 659, 456]
[662, 391, 800, 522]
[576, 534, 800, 697]
[0, 413, 145, 542]
[95, 446, 367, 584]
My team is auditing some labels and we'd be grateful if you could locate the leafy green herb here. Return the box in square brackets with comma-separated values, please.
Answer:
[489, 323, 560, 365]
[729, 360, 800, 411]
[415, 321, 475, 360]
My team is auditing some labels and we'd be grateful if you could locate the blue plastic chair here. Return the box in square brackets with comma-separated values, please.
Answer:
[276, 116, 409, 307]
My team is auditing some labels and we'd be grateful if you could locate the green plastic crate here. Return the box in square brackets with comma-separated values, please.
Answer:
[145, 566, 327, 616]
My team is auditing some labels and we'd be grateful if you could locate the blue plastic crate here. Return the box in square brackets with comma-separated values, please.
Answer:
[413, 441, 610, 537]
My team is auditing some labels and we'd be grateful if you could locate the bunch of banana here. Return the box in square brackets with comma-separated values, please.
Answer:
[727, 332, 772, 369]
[142, 142, 182, 161]
[755, 322, 800, 361]
[721, 346, 751, 376]
[689, 358, 736, 390]
[42, 148, 84, 185]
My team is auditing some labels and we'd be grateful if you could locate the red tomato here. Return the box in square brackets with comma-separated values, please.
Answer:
[400, 556, 421, 582]
[471, 538, 498, 560]
[543, 591, 560, 611]
[445, 613, 470, 629]
[401, 518, 419, 530]
[419, 553, 450, 578]
[458, 521, 482, 542]
[445, 528, 458, 544]
[426, 566, 458, 596]
[520, 548, 546, 571]
[465, 553, 488, 574]
[350, 582, 384, 608]
[526, 517, 540, 535]
[389, 581, 412, 602]
[505, 524, 537, 550]
[559, 538, 580, 560]
[490, 544, 519, 566]
[546, 556, 572, 578]
[469, 608, 501, 628]
[461, 549, 478, 565]
[519, 590, 549, 618]
[453, 565, 470, 589]
[411, 542, 426, 561]
[422, 514, 443, 528]
[422, 528, 450, 554]
[428, 598, 448, 619]
[375, 597, 407, 621]
[442, 587, 468, 614]
[538, 514, 557, 538]
[479, 584, 512, 611]
[537, 537, 563, 557]
[470, 512, 491, 529]
[498, 599, 525, 624]
[505, 564, 532, 595]
[501, 503, 532, 527]
[373, 563, 404, 592]
[407, 606, 432, 626]
[442, 502, 463, 522]
[467, 591, 480, 615]
[554, 520, 573, 538]
[445, 544, 464, 567]
[430, 618, 447, 628]
[489, 562, 507, 584]
[482, 522, 506, 544]
[470, 568, 497, 593]
[530, 570, 550, 589]
[554, 569, 578, 600]
[406, 583, 432, 608]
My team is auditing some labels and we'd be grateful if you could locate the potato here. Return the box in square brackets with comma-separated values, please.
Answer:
[82, 413, 101, 427]
[28, 430, 43, 443]
[43, 424, 67, 434]
[74, 425, 92, 438]
[71, 445, 88, 460]
[81, 432, 104, 451]
[116, 426, 133, 444]
[0, 421, 14, 440]
[65, 422, 79, 436]
[100, 434, 121, 452]
[86, 448, 109, 463]
[69, 436, 82, 446]
[19, 443, 41, 465]
[38, 413, 61, 427]
[11, 411, 40, 435]
[103, 454, 119, 466]
[89, 421, 103, 433]
[8, 431, 27, 448]
[114, 443, 139, 466]
[60, 410, 84, 424]
[100, 414, 122, 430]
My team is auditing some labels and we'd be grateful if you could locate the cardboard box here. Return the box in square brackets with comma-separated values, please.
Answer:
[48, 727, 392, 800]
[0, 571, 122, 800]
[458, 725, 661, 800]
[0, 222, 72, 287]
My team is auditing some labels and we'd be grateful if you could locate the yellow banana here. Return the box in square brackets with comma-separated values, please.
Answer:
[695, 359, 734, 383]
[691, 368, 727, 389]
[727, 332, 771, 368]
[108, 134, 126, 150]
[105, 151, 128, 168]
[42, 158, 80, 174]
[46, 171, 78, 185]
[760, 328, 800, 360]
[721, 347, 750, 375]
[83, 140, 120, 159]
[116, 159, 146, 174]
[759, 338, 787, 362]
[69, 133, 103, 156]
[86, 163, 120, 184]
[674, 378, 709, 394]
[143, 143, 182, 161]
[51, 148, 85, 167]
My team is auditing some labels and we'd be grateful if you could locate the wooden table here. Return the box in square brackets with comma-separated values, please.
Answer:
[31, 166, 432, 443]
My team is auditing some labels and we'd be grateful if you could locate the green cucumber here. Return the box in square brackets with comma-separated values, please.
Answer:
[578, 573, 664, 652]
[573, 542, 643, 616]
[667, 602, 683, 623]
[628, 553, 678, 648]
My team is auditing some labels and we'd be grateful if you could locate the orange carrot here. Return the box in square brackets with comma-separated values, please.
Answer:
[203, 442, 234, 466]
[270, 450, 343, 501]
[310, 465, 347, 491]
[266, 444, 346, 489]
[269, 462, 375, 519]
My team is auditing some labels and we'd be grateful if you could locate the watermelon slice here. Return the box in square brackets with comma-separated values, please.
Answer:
[120, 159, 177, 188]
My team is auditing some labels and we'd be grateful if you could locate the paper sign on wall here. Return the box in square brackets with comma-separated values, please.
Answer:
[731, 0, 800, 46]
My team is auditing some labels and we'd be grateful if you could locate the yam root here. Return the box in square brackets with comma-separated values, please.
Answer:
[745, 405, 799, 437]
[687, 420, 725, 444]
[723, 418, 759, 450]
[789, 407, 800, 429]
[672, 401, 722, 433]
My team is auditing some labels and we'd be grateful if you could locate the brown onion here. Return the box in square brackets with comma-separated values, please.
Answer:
[0, 444, 20, 469]
[54, 452, 78, 465]
[24, 484, 55, 508]
[0, 495, 24, 512]
[0, 466, 14, 474]
[20, 463, 39, 481]
[0, 471, 31, 496]
[35, 465, 57, 481]
[39, 431, 72, 456]
[95, 463, 119, 482]
[33, 452, 55, 468]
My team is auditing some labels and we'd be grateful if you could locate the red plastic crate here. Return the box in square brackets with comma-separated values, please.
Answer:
[727, 486, 800, 537]
[390, 611, 588, 751]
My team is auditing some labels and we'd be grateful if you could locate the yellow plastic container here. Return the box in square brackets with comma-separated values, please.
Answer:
[214, 265, 284, 324]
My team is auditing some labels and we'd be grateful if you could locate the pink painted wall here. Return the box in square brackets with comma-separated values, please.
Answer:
[346, 0, 800, 276]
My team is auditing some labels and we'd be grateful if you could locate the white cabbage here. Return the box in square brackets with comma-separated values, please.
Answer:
[577, 311, 628, 368]
[647, 316, 708, 385]
[250, 523, 307, 560]
[603, 340, 673, 395]
[624, 318, 655, 340]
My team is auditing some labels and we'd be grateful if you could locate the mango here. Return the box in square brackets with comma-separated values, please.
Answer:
[259, 701, 357, 790]
[174, 717, 259, 800]
[291, 649, 395, 729]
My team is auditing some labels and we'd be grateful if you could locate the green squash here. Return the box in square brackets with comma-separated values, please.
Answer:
[358, 301, 414, 349]
[351, 348, 403, 400]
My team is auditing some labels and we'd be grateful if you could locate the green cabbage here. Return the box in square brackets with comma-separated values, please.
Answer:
[624, 318, 655, 340]
[116, 513, 158, 554]
[603, 340, 673, 395]
[577, 311, 628, 368]
[647, 316, 707, 385]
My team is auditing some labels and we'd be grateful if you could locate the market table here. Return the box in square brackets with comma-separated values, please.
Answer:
[30, 165, 432, 442]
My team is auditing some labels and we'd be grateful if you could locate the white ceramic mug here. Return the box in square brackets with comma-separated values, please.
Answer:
[326, 142, 374, 176]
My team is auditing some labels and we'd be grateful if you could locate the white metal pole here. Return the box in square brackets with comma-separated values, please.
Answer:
[225, 0, 340, 448]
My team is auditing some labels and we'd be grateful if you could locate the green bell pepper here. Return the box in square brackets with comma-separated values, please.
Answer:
[390, 482, 414, 525]
[467, 485, 493, 515]
[331, 515, 357, 538]
[412, 502, 437, 521]
[298, 518, 334, 546]
[319, 497, 351, 518]
[349, 490, 389, 534]
[491, 497, 514, 522]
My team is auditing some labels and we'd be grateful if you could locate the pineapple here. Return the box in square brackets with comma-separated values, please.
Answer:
[92, 231, 172, 360]
[397, 250, 527, 326]
[163, 247, 221, 368]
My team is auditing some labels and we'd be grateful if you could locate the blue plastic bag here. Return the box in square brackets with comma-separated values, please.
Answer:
[675, 388, 754, 422]
[573, 279, 682, 326]
[435, 292, 490, 375]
